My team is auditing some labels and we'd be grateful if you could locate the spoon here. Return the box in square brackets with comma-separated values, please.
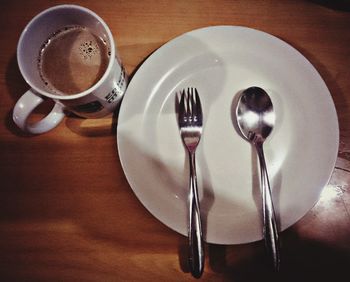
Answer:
[236, 86, 280, 271]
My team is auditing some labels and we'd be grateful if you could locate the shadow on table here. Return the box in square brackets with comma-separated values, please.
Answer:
[203, 228, 350, 281]
[64, 112, 118, 137]
[310, 0, 350, 11]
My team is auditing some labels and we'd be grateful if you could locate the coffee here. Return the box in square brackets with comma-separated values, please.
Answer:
[38, 26, 110, 95]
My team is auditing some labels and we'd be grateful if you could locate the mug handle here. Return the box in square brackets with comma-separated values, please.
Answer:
[12, 89, 65, 134]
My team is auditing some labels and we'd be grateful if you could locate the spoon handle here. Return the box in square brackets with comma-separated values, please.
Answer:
[256, 143, 280, 271]
[188, 151, 205, 278]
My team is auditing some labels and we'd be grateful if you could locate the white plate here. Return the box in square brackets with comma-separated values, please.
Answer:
[117, 26, 339, 244]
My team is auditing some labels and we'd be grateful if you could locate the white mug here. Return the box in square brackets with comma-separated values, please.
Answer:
[13, 5, 127, 134]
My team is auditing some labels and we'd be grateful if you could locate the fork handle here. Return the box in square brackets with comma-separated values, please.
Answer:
[188, 151, 204, 278]
[256, 143, 280, 272]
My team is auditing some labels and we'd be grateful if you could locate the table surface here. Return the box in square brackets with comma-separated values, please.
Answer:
[1, 0, 349, 281]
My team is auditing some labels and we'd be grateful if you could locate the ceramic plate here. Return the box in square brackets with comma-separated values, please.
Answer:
[117, 26, 339, 244]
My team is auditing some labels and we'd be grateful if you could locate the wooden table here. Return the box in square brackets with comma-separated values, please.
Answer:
[1, 0, 349, 281]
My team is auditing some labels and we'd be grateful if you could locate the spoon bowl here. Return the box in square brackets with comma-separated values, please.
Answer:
[236, 87, 275, 144]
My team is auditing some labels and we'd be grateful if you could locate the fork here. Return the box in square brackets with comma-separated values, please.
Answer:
[178, 87, 204, 278]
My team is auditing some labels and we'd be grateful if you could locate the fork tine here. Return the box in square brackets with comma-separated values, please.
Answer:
[194, 88, 202, 125]
[178, 90, 186, 126]
[190, 88, 197, 121]
[186, 88, 192, 121]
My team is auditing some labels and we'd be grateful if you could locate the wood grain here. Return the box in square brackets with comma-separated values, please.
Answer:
[0, 0, 349, 281]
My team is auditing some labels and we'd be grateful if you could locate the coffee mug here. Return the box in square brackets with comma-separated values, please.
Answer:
[13, 5, 127, 134]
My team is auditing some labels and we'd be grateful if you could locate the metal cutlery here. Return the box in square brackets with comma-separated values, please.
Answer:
[236, 86, 280, 271]
[178, 87, 204, 278]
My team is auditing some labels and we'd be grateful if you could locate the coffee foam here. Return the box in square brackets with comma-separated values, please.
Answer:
[38, 26, 110, 95]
